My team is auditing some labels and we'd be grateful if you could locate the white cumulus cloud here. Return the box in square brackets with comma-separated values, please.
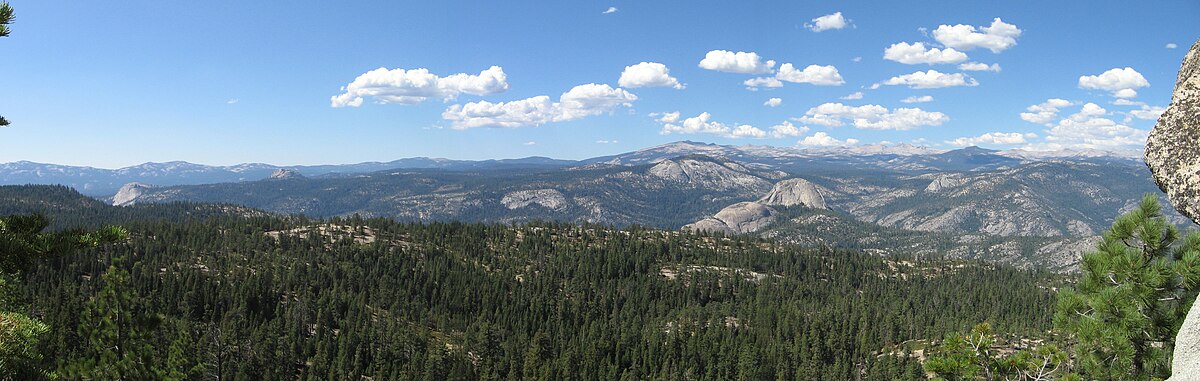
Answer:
[746, 63, 845, 89]
[652, 111, 681, 123]
[658, 112, 766, 138]
[743, 77, 783, 89]
[1128, 105, 1167, 120]
[805, 12, 850, 32]
[794, 102, 948, 130]
[947, 132, 1035, 147]
[1034, 104, 1148, 149]
[618, 62, 684, 89]
[769, 121, 809, 138]
[1078, 67, 1150, 98]
[932, 18, 1022, 53]
[1167, 43, 1178, 49]
[877, 70, 978, 89]
[764, 98, 783, 107]
[332, 66, 509, 108]
[603, 6, 617, 14]
[698, 50, 776, 74]
[841, 92, 864, 100]
[798, 132, 859, 147]
[774, 64, 845, 85]
[959, 62, 1001, 72]
[1113, 89, 1139, 99]
[442, 83, 636, 129]
[1019, 98, 1074, 125]
[901, 95, 933, 103]
[883, 42, 968, 65]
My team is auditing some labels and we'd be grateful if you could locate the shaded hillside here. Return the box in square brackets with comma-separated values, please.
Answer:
[0, 185, 262, 230]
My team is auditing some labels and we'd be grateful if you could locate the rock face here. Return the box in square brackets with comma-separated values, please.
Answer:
[685, 177, 829, 234]
[111, 182, 155, 206]
[1145, 39, 1200, 381]
[269, 169, 304, 180]
[759, 178, 827, 209]
[501, 189, 568, 211]
[1147, 40, 1200, 222]
[924, 174, 965, 193]
[684, 202, 775, 235]
[647, 158, 771, 191]
[1172, 302, 1200, 381]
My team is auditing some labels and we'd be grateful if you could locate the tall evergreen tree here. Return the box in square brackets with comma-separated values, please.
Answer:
[60, 259, 161, 380]
[1055, 194, 1200, 380]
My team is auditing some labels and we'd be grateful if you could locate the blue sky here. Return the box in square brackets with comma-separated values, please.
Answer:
[0, 1, 1197, 168]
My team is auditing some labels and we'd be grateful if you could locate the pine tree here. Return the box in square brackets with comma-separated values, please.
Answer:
[0, 306, 49, 380]
[1055, 194, 1200, 380]
[60, 259, 161, 380]
[1, 1, 11, 127]
[0, 213, 126, 274]
[0, 213, 125, 379]
[161, 323, 203, 381]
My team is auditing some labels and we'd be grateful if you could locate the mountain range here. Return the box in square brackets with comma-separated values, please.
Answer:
[0, 141, 1178, 271]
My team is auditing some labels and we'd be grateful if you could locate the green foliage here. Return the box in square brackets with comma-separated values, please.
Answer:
[925, 322, 1074, 381]
[1054, 194, 1200, 380]
[0, 185, 1062, 380]
[18, 215, 1058, 380]
[0, 213, 127, 274]
[59, 259, 161, 380]
[0, 311, 49, 380]
[925, 323, 991, 380]
[1, 1, 10, 127]
[0, 207, 127, 378]
[0, 2, 11, 37]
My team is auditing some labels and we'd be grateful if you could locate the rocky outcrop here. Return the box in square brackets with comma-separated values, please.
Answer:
[759, 178, 827, 209]
[1171, 302, 1200, 381]
[501, 189, 568, 211]
[924, 173, 966, 193]
[1144, 39, 1200, 381]
[647, 158, 771, 192]
[269, 169, 304, 180]
[110, 182, 155, 206]
[1147, 40, 1200, 223]
[686, 177, 831, 235]
[684, 202, 776, 235]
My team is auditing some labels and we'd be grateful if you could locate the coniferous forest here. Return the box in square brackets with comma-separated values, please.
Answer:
[0, 185, 1063, 380]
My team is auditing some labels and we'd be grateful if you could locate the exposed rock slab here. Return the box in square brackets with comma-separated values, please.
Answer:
[1147, 40, 1200, 222]
[924, 173, 966, 193]
[684, 201, 775, 235]
[1170, 301, 1200, 380]
[501, 189, 568, 211]
[647, 158, 771, 191]
[1144, 39, 1200, 381]
[760, 178, 827, 209]
[111, 182, 156, 206]
[269, 169, 304, 180]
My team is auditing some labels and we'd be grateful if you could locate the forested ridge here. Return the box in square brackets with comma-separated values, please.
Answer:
[0, 186, 1062, 380]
